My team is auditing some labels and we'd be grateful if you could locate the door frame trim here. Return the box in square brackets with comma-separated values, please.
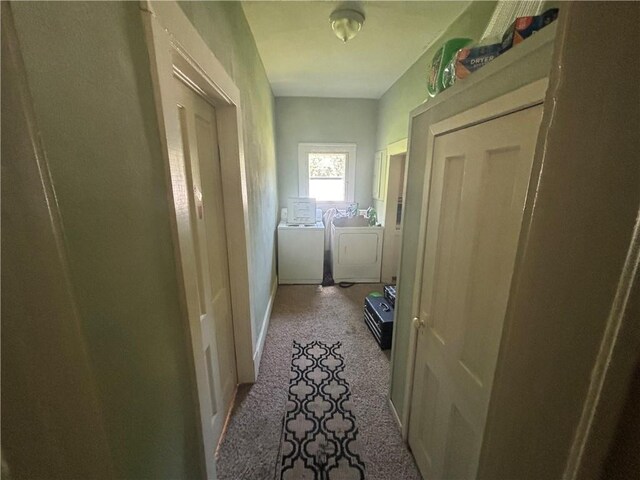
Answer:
[387, 138, 408, 157]
[385, 138, 407, 418]
[379, 138, 407, 283]
[564, 214, 640, 479]
[140, 1, 255, 476]
[401, 78, 548, 439]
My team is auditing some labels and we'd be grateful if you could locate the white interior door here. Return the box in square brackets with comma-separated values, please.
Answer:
[175, 78, 237, 453]
[408, 105, 543, 479]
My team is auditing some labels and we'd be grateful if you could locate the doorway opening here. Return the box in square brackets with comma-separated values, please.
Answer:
[381, 138, 408, 285]
[142, 3, 255, 478]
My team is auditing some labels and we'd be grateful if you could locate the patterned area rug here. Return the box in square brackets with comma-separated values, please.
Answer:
[277, 341, 366, 480]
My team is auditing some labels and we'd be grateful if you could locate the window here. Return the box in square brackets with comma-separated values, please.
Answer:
[309, 152, 347, 201]
[298, 143, 356, 203]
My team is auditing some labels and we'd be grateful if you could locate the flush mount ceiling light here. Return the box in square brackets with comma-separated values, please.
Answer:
[330, 9, 365, 43]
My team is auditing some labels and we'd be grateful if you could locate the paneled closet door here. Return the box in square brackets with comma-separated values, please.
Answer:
[175, 78, 237, 462]
[408, 105, 543, 479]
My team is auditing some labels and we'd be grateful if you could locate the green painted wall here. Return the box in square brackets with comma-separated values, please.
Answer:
[179, 1, 279, 347]
[10, 0, 278, 477]
[375, 1, 498, 420]
[10, 2, 202, 478]
[376, 1, 498, 151]
[275, 97, 378, 208]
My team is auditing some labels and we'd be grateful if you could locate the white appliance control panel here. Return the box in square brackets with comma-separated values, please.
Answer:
[286, 197, 317, 225]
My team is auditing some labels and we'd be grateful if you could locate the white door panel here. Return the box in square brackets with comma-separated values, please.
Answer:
[175, 79, 237, 456]
[339, 233, 380, 265]
[409, 105, 543, 479]
[193, 104, 237, 407]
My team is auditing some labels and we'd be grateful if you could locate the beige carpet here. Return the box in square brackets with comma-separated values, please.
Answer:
[215, 284, 421, 480]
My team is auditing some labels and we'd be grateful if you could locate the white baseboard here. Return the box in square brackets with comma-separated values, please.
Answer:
[388, 396, 404, 434]
[252, 278, 278, 378]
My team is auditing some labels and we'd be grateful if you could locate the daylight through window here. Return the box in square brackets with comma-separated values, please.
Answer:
[298, 143, 356, 203]
[308, 153, 347, 201]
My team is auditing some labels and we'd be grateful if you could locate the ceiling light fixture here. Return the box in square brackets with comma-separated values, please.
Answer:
[330, 9, 365, 43]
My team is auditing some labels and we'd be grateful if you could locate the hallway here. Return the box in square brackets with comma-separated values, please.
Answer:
[3, 2, 639, 479]
[216, 284, 420, 480]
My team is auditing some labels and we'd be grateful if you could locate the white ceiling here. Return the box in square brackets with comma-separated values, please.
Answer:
[241, 1, 471, 98]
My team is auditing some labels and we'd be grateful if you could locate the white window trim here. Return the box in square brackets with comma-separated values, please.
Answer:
[298, 142, 357, 207]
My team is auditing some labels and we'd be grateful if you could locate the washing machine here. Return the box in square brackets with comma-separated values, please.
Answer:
[277, 207, 324, 284]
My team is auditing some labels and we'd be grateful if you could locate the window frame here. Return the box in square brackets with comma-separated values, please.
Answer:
[298, 142, 357, 206]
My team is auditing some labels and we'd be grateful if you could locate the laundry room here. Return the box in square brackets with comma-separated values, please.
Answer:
[275, 95, 400, 349]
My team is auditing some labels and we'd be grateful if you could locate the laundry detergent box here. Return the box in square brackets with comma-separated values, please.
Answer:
[427, 37, 472, 97]
[443, 42, 503, 87]
[501, 8, 559, 51]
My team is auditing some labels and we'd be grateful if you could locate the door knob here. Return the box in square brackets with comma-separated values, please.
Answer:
[412, 317, 425, 329]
